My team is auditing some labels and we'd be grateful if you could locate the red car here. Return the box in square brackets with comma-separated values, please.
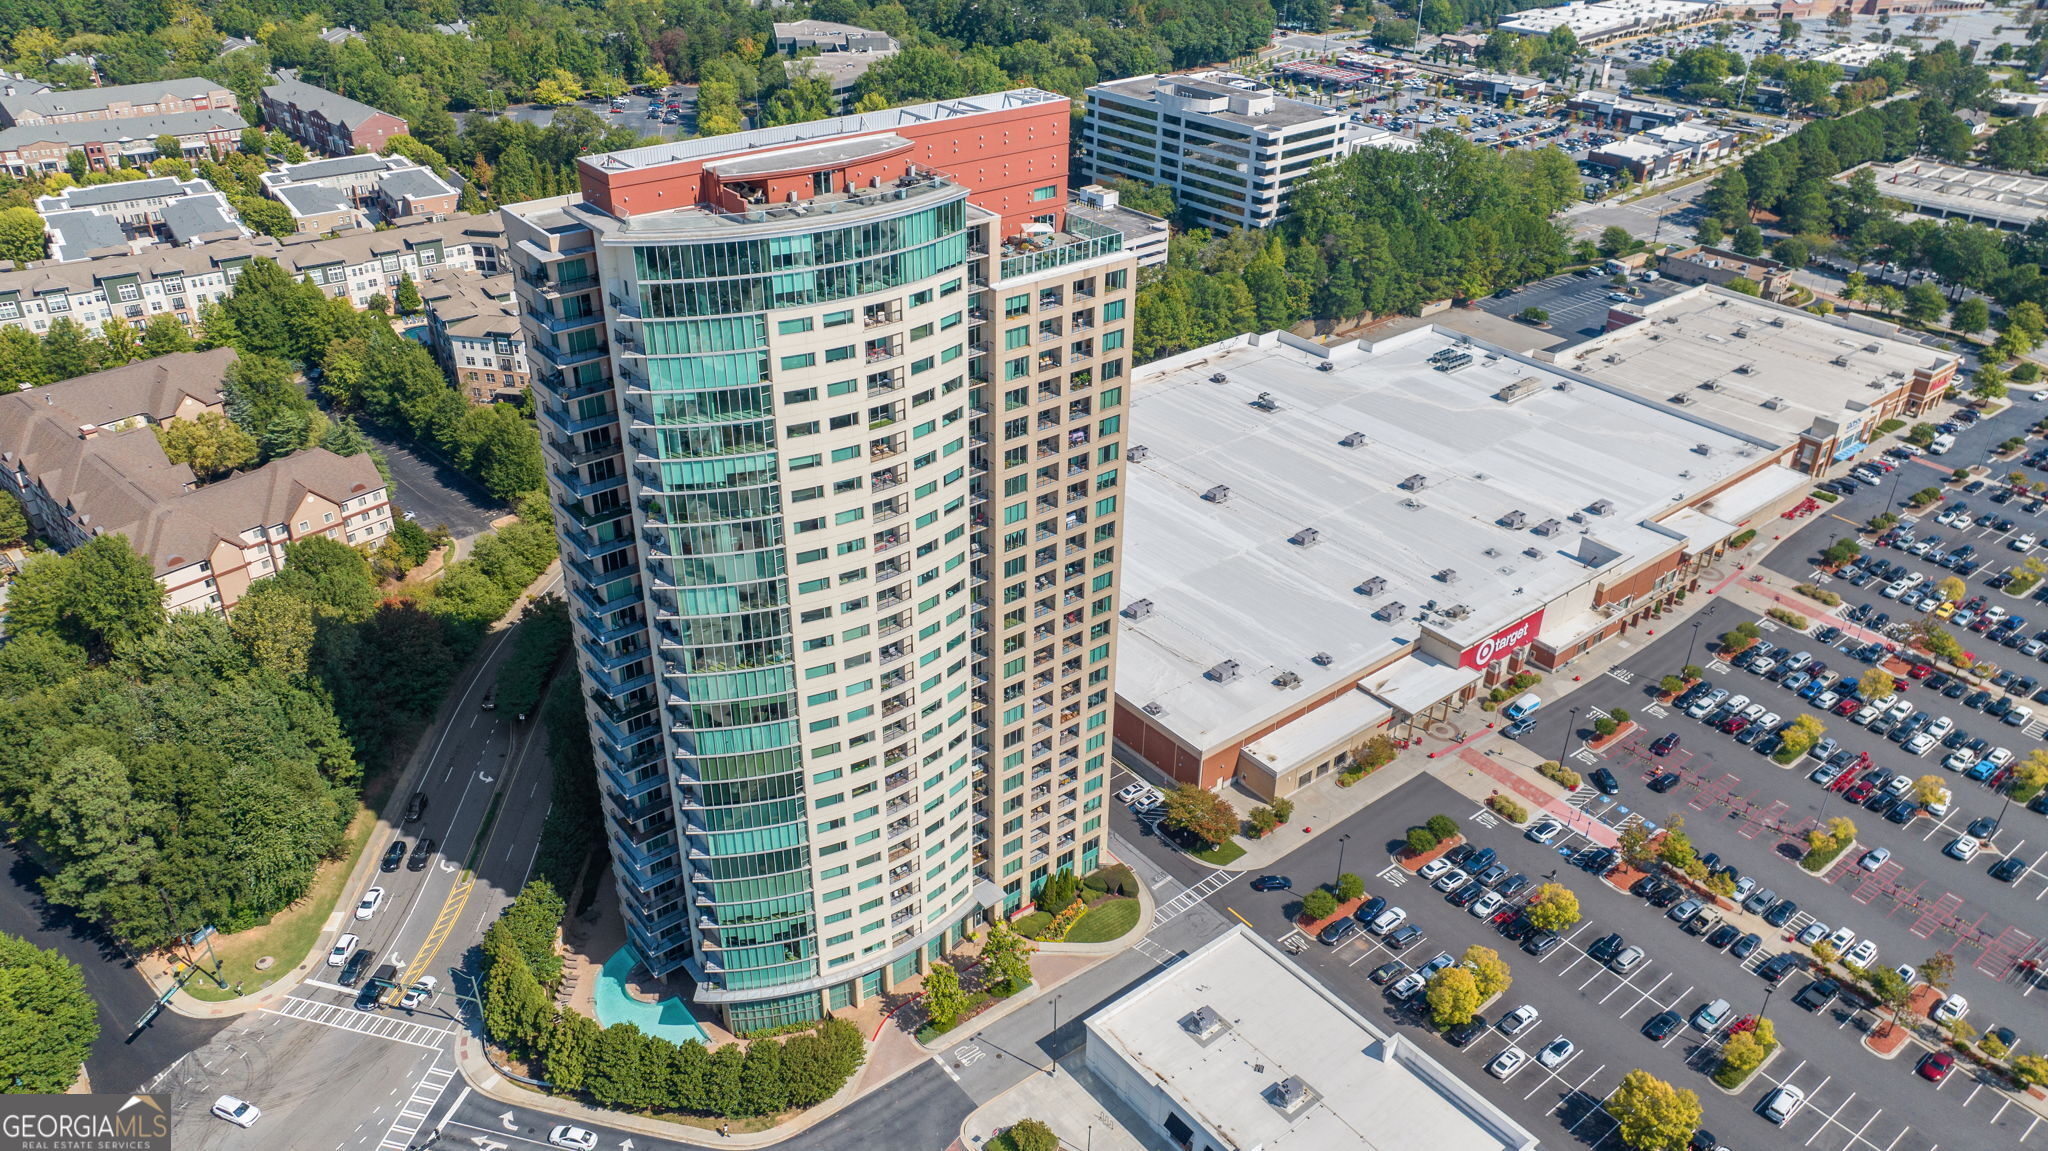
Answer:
[1844, 781, 1878, 804]
[1917, 1051, 1956, 1082]
[1834, 697, 1864, 717]
[1722, 717, 1750, 735]
[1908, 663, 1934, 680]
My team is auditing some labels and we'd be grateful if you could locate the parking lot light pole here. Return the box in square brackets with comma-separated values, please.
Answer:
[1559, 707, 1579, 768]
[1686, 621, 1703, 675]
[1336, 833, 1351, 883]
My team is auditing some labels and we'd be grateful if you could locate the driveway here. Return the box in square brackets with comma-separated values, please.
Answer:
[358, 422, 506, 540]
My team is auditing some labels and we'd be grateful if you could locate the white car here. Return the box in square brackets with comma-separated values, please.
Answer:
[1537, 1037, 1576, 1068]
[1932, 994, 1969, 1023]
[1892, 963, 1922, 987]
[1757, 711, 1780, 730]
[1859, 847, 1891, 870]
[1488, 1045, 1529, 1080]
[1525, 820, 1564, 844]
[1844, 939, 1879, 969]
[211, 1096, 260, 1128]
[1871, 694, 1898, 714]
[1116, 784, 1145, 803]
[1988, 747, 2015, 769]
[1762, 1084, 1807, 1124]
[1886, 700, 1913, 722]
[1882, 578, 1912, 599]
[1433, 868, 1472, 892]
[549, 1128, 599, 1151]
[326, 932, 359, 967]
[1611, 945, 1647, 974]
[2016, 534, 2038, 552]
[1851, 704, 1879, 726]
[400, 975, 438, 1010]
[1813, 691, 1841, 711]
[1499, 1004, 1540, 1036]
[1390, 972, 1428, 999]
[1944, 749, 1978, 772]
[1470, 891, 1505, 919]
[1725, 694, 1751, 715]
[1369, 906, 1409, 935]
[1742, 702, 1767, 723]
[353, 887, 386, 921]
[1825, 925, 1856, 952]
[1906, 732, 1937, 757]
[1797, 922, 1829, 947]
[1419, 858, 1454, 881]
[1947, 836, 1982, 861]
[1926, 716, 1954, 741]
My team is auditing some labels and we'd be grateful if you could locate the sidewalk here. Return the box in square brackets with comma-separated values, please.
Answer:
[951, 1059, 1171, 1151]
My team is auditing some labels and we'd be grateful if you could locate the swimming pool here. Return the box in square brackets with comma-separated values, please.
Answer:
[591, 945, 710, 1045]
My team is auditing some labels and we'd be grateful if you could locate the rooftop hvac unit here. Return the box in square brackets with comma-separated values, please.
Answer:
[1524, 546, 1546, 560]
[1204, 484, 1232, 504]
[1694, 442, 1713, 455]
[1769, 316, 1786, 326]
[1289, 527, 1321, 547]
[1356, 575, 1387, 597]
[1831, 355, 1850, 366]
[1182, 1005, 1226, 1041]
[1206, 660, 1241, 684]
[1122, 598, 1154, 621]
[1340, 431, 1370, 448]
[1442, 604, 1471, 620]
[1252, 391, 1281, 411]
[1865, 343, 1883, 354]
[1588, 499, 1614, 516]
[1142, 700, 1167, 717]
[1402, 498, 1425, 510]
[1532, 519, 1562, 536]
[1669, 393, 1694, 405]
[1128, 444, 1151, 462]
[1209, 372, 1229, 383]
[1373, 601, 1407, 622]
[1483, 547, 1501, 558]
[1269, 1076, 1313, 1115]
[1733, 328, 1750, 339]
[1435, 568, 1459, 584]
[1498, 510, 1528, 529]
[1762, 395, 1787, 409]
[1698, 379, 1721, 391]
[1311, 651, 1334, 666]
[1398, 473, 1428, 492]
[1735, 362, 1756, 374]
[1274, 670, 1302, 689]
[1317, 361, 1335, 372]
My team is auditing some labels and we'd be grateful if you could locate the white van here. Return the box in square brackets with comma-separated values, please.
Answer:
[1930, 433, 1957, 455]
[1503, 692, 1543, 721]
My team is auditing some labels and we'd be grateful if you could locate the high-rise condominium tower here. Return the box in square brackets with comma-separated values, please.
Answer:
[505, 89, 1140, 1030]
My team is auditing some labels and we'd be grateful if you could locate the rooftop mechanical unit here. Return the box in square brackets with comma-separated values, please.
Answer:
[1128, 444, 1150, 462]
[1356, 575, 1387, 597]
[1122, 598, 1154, 621]
[1203, 484, 1232, 504]
[1340, 431, 1370, 448]
[1206, 660, 1241, 683]
[1498, 510, 1528, 530]
[1372, 602, 1407, 623]
[1435, 568, 1459, 584]
[1288, 527, 1321, 547]
[1398, 474, 1429, 492]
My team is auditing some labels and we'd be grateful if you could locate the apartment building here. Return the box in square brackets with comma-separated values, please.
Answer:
[0, 108, 246, 177]
[37, 176, 247, 262]
[419, 271, 529, 402]
[0, 77, 238, 126]
[0, 350, 392, 614]
[0, 213, 505, 338]
[1080, 72, 1351, 232]
[503, 87, 1139, 1031]
[260, 75, 409, 157]
[259, 153, 460, 233]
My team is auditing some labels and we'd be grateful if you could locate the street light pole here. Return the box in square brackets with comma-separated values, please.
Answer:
[1686, 621, 1703, 675]
[1050, 994, 1062, 1078]
[1336, 833, 1352, 882]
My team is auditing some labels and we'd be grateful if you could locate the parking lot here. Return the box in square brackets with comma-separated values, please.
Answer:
[1223, 772, 2048, 1151]
[1474, 271, 1692, 345]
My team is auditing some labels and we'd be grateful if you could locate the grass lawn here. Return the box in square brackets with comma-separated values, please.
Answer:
[1191, 838, 1246, 866]
[1010, 911, 1053, 938]
[1066, 898, 1140, 943]
[181, 807, 380, 1001]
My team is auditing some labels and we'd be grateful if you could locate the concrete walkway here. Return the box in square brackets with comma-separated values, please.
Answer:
[951, 1059, 1171, 1151]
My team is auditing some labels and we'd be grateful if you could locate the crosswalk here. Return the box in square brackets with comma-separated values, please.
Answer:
[1152, 870, 1236, 926]
[264, 994, 453, 1050]
[375, 1061, 456, 1151]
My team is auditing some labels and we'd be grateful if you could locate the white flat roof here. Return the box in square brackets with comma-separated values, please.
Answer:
[1117, 328, 1771, 755]
[1241, 686, 1393, 774]
[1561, 284, 1955, 447]
[1086, 926, 1538, 1151]
[1846, 160, 2048, 227]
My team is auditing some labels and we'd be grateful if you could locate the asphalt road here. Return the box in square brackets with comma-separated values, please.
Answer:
[0, 845, 229, 1093]
[360, 422, 507, 540]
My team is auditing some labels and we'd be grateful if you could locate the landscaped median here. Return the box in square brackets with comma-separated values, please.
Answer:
[1709, 1017, 1781, 1092]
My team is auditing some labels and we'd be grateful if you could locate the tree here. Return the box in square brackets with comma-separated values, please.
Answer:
[1425, 814, 1460, 842]
[0, 206, 45, 265]
[1036, 869, 1081, 916]
[1774, 714, 1826, 764]
[1463, 945, 1512, 999]
[1619, 822, 1657, 870]
[1599, 225, 1637, 257]
[1300, 889, 1339, 921]
[1919, 951, 1956, 992]
[1336, 872, 1365, 901]
[394, 274, 422, 317]
[1724, 275, 1762, 298]
[155, 411, 258, 481]
[1695, 217, 1724, 247]
[2015, 1054, 2048, 1089]
[5, 535, 166, 660]
[1426, 966, 1481, 1026]
[1732, 224, 1765, 257]
[1859, 669, 1896, 699]
[0, 489, 26, 547]
[1524, 883, 1581, 932]
[1716, 1016, 1777, 1082]
[989, 1119, 1058, 1151]
[1406, 828, 1439, 854]
[921, 961, 969, 1029]
[0, 931, 100, 1093]
[1952, 297, 1990, 335]
[1912, 774, 1949, 809]
[980, 921, 1035, 996]
[1935, 576, 1966, 604]
[1162, 784, 1238, 847]
[1604, 1069, 1702, 1151]
[2012, 750, 2048, 801]
[1823, 538, 1862, 567]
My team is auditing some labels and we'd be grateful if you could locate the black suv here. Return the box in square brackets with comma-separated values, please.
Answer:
[380, 841, 407, 873]
[1589, 932, 1625, 961]
[1758, 952, 1803, 983]
[1591, 767, 1620, 795]
[338, 948, 376, 988]
[1445, 1014, 1491, 1047]
[405, 791, 428, 822]
[1794, 978, 1840, 1011]
[407, 838, 437, 872]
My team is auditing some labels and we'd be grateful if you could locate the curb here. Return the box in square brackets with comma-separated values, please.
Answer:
[915, 980, 1044, 1054]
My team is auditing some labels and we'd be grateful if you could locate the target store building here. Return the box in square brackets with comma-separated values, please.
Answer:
[1111, 326, 1820, 801]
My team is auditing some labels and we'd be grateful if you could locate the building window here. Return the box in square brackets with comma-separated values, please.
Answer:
[1031, 185, 1058, 201]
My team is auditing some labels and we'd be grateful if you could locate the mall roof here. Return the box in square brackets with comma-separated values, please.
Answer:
[1843, 159, 2048, 229]
[1117, 327, 1768, 753]
[1560, 285, 1957, 447]
[1085, 926, 1538, 1151]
